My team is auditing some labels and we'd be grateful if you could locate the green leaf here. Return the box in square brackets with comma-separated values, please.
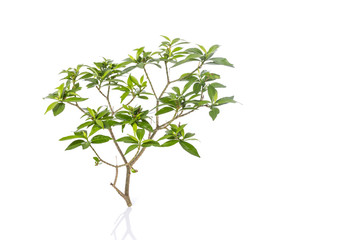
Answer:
[207, 57, 234, 67]
[93, 157, 100, 166]
[138, 120, 153, 132]
[52, 103, 65, 116]
[179, 140, 200, 157]
[209, 107, 220, 120]
[216, 96, 236, 105]
[115, 112, 132, 121]
[176, 124, 187, 134]
[91, 135, 112, 144]
[101, 69, 112, 80]
[127, 76, 134, 88]
[65, 140, 85, 150]
[77, 121, 93, 129]
[128, 135, 139, 142]
[59, 135, 83, 141]
[161, 140, 178, 147]
[184, 53, 202, 61]
[103, 120, 121, 128]
[63, 97, 88, 102]
[170, 124, 178, 132]
[191, 100, 210, 106]
[89, 125, 101, 136]
[158, 134, 173, 141]
[193, 83, 201, 94]
[182, 79, 195, 94]
[79, 72, 93, 79]
[120, 91, 129, 103]
[86, 83, 97, 88]
[74, 130, 87, 138]
[184, 133, 195, 139]
[132, 123, 138, 134]
[56, 83, 65, 99]
[207, 85, 218, 102]
[197, 44, 207, 53]
[203, 72, 220, 81]
[136, 129, 145, 141]
[95, 119, 104, 128]
[172, 47, 183, 53]
[129, 75, 140, 86]
[94, 62, 104, 69]
[87, 108, 96, 118]
[159, 96, 173, 104]
[136, 47, 145, 59]
[82, 142, 90, 149]
[208, 44, 220, 55]
[96, 109, 109, 119]
[171, 38, 180, 45]
[210, 83, 226, 88]
[125, 144, 138, 155]
[161, 35, 171, 41]
[116, 136, 138, 144]
[155, 107, 174, 115]
[186, 48, 203, 55]
[44, 101, 58, 115]
[172, 86, 180, 95]
[121, 66, 136, 75]
[171, 59, 190, 68]
[43, 92, 58, 100]
[142, 139, 160, 147]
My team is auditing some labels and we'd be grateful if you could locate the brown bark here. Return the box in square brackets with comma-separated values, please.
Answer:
[125, 166, 131, 197]
[111, 182, 132, 207]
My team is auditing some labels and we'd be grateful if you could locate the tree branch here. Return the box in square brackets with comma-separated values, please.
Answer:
[67, 102, 128, 169]
[108, 128, 128, 164]
[169, 61, 204, 84]
[129, 129, 158, 167]
[144, 65, 160, 127]
[114, 163, 119, 185]
[114, 94, 136, 113]
[96, 86, 115, 115]
[68, 102, 86, 114]
[165, 61, 170, 83]
[129, 62, 206, 167]
[110, 183, 126, 198]
[143, 66, 158, 99]
[89, 144, 118, 168]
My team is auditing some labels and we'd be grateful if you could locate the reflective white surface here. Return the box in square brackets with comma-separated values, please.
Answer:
[1, 0, 360, 239]
[112, 208, 136, 240]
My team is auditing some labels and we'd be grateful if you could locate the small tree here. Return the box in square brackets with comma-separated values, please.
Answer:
[44, 36, 236, 206]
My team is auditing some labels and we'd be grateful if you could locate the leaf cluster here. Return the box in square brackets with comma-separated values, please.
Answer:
[44, 35, 236, 164]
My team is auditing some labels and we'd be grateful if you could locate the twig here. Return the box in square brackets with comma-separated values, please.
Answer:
[129, 129, 158, 167]
[68, 102, 86, 114]
[165, 61, 170, 83]
[96, 86, 115, 114]
[143, 66, 158, 99]
[89, 144, 117, 168]
[114, 94, 136, 113]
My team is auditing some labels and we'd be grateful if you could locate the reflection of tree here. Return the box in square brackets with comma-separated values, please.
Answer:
[111, 207, 136, 240]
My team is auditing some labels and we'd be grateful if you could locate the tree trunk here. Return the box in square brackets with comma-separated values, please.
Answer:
[124, 166, 132, 206]
[125, 167, 131, 195]
[111, 166, 133, 207]
[124, 195, 132, 207]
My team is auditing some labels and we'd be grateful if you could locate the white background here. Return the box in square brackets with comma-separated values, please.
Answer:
[1, 0, 360, 239]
